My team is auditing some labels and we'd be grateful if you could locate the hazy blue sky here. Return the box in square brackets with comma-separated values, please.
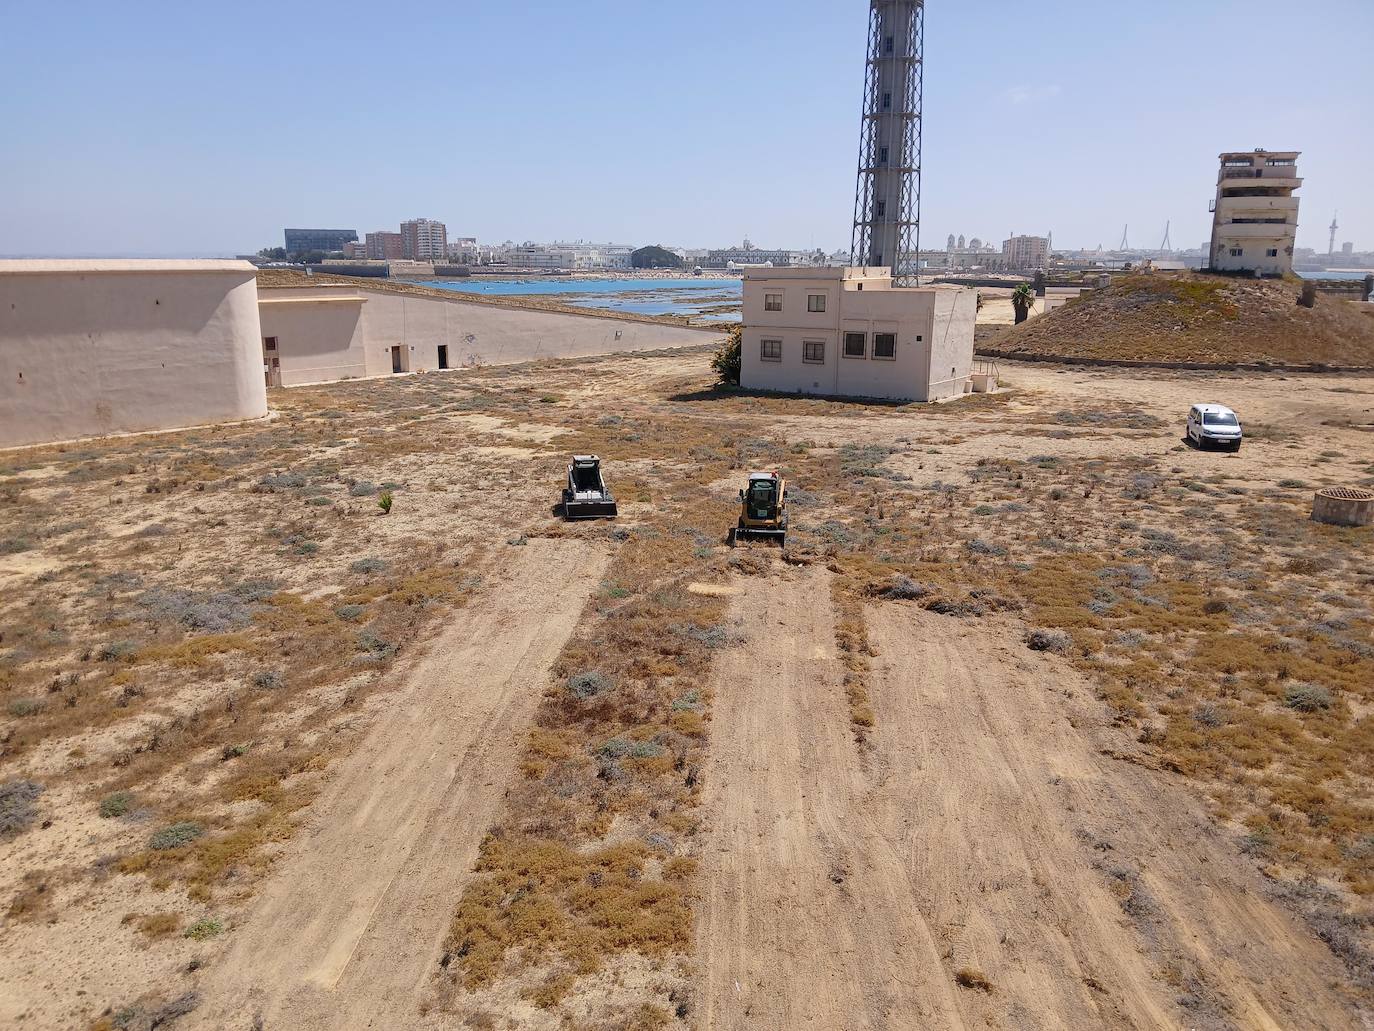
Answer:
[2, 0, 1370, 257]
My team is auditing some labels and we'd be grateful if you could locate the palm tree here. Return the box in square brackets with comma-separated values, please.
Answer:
[1011, 283, 1035, 324]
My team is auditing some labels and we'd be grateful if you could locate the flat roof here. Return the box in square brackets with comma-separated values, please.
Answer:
[742, 265, 890, 281]
[0, 259, 257, 275]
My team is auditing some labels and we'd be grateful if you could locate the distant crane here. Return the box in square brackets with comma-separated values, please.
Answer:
[1119, 225, 1130, 250]
[1159, 221, 1172, 253]
[1328, 213, 1339, 258]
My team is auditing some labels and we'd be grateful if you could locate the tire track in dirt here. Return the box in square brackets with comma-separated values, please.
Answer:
[698, 566, 1360, 1029]
[864, 603, 1359, 1030]
[697, 564, 963, 1030]
[190, 538, 609, 1030]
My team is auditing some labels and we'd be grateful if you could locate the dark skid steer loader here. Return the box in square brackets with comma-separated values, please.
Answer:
[730, 470, 787, 545]
[562, 454, 618, 519]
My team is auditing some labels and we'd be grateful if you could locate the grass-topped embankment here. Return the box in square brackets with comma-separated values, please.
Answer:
[987, 271, 1374, 367]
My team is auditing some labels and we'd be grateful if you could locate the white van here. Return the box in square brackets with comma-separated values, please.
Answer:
[1186, 403, 1242, 451]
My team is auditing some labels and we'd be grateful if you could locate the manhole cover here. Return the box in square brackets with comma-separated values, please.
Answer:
[1317, 486, 1374, 502]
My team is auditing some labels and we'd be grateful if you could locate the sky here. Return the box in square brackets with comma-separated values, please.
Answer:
[1, 0, 1371, 258]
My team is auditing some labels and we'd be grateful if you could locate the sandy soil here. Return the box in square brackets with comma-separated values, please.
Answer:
[697, 563, 1360, 1029]
[186, 539, 608, 1029]
[3, 350, 1372, 1029]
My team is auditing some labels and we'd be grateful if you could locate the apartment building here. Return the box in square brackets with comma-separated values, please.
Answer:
[365, 231, 405, 260]
[739, 266, 976, 403]
[283, 228, 357, 255]
[400, 218, 448, 261]
[1001, 235, 1049, 269]
[1208, 150, 1301, 276]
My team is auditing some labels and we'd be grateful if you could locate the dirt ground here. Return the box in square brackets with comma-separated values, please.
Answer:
[700, 566, 1352, 1028]
[2, 348, 1371, 1029]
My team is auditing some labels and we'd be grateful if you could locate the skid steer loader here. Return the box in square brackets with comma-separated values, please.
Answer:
[730, 470, 787, 545]
[562, 454, 618, 519]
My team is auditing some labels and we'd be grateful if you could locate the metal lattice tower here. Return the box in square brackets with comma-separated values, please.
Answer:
[1119, 225, 1130, 250]
[849, 0, 924, 285]
[1160, 220, 1172, 253]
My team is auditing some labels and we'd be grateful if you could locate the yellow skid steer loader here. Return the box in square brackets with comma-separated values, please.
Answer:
[730, 470, 787, 545]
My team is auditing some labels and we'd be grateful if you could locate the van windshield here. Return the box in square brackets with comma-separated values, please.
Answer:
[1204, 412, 1238, 426]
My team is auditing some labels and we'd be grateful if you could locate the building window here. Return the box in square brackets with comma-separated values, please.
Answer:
[1266, 248, 1279, 257]
[875, 200, 886, 218]
[882, 91, 892, 110]
[843, 332, 865, 358]
[760, 338, 782, 362]
[884, 35, 894, 53]
[263, 337, 278, 351]
[803, 340, 826, 364]
[764, 292, 782, 311]
[878, 146, 888, 164]
[1230, 248, 1243, 257]
[808, 293, 826, 313]
[873, 333, 896, 358]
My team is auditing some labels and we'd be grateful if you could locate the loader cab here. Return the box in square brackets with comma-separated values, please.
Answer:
[741, 474, 780, 521]
[732, 471, 788, 545]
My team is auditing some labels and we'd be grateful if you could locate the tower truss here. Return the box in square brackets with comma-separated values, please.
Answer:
[849, 0, 924, 286]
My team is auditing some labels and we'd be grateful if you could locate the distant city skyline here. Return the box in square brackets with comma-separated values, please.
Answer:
[1, 0, 1370, 258]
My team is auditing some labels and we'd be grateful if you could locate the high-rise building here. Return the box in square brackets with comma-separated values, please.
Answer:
[400, 219, 448, 261]
[1208, 150, 1301, 276]
[365, 231, 405, 260]
[1002, 235, 1049, 269]
[1342, 241, 1354, 256]
[284, 228, 358, 255]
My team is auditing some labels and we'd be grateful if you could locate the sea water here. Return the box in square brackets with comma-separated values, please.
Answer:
[417, 276, 743, 321]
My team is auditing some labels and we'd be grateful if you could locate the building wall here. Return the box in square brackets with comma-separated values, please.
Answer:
[254, 286, 719, 386]
[0, 262, 267, 448]
[257, 291, 368, 385]
[365, 232, 405, 260]
[284, 229, 357, 254]
[926, 288, 977, 400]
[738, 268, 974, 402]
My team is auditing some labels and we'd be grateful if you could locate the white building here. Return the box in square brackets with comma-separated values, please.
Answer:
[739, 266, 976, 402]
[1208, 149, 1301, 276]
[506, 242, 633, 270]
[0, 260, 267, 448]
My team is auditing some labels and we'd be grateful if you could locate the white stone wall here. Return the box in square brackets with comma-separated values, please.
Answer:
[0, 262, 267, 448]
[255, 286, 720, 386]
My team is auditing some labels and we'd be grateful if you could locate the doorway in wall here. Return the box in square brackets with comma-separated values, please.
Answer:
[262, 337, 282, 387]
[390, 345, 404, 374]
[437, 344, 449, 370]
